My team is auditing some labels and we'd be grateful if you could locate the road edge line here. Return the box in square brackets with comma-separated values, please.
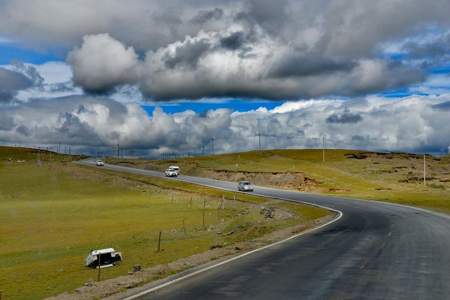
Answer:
[122, 208, 342, 300]
[77, 160, 344, 300]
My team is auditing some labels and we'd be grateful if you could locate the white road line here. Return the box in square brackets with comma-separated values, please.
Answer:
[123, 210, 342, 300]
[76, 160, 450, 299]
[83, 161, 344, 300]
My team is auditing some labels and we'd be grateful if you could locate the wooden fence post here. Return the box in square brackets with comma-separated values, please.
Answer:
[222, 195, 225, 209]
[157, 231, 162, 252]
[97, 255, 101, 282]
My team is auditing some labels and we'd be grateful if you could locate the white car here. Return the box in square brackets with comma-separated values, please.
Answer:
[165, 166, 180, 177]
[238, 181, 254, 192]
[96, 159, 105, 166]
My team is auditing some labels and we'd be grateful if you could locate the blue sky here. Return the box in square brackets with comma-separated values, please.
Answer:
[0, 42, 63, 64]
[4, 42, 450, 115]
[3, 35, 450, 110]
[0, 0, 450, 154]
[142, 99, 280, 115]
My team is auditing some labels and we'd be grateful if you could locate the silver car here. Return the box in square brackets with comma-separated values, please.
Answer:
[238, 181, 254, 192]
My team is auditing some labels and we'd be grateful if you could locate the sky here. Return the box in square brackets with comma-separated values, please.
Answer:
[0, 0, 450, 156]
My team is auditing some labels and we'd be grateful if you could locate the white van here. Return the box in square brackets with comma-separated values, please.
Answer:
[85, 248, 122, 268]
[165, 165, 180, 177]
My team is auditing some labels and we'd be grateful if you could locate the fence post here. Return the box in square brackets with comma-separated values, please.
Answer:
[157, 231, 162, 252]
[97, 255, 101, 282]
[222, 195, 225, 209]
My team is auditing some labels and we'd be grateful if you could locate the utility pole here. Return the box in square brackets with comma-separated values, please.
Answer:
[322, 136, 326, 163]
[117, 144, 120, 159]
[423, 154, 427, 186]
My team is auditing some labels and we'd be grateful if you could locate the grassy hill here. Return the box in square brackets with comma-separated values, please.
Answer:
[0, 147, 330, 299]
[109, 149, 450, 214]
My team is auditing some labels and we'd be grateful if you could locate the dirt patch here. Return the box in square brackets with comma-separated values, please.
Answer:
[201, 170, 319, 191]
[398, 176, 436, 183]
[345, 152, 370, 159]
[47, 214, 335, 300]
[328, 187, 351, 193]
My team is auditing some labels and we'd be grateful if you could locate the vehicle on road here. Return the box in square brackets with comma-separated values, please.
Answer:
[85, 248, 122, 268]
[165, 165, 180, 177]
[238, 180, 254, 192]
[96, 159, 105, 166]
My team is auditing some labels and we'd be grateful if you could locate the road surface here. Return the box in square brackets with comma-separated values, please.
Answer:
[79, 160, 450, 300]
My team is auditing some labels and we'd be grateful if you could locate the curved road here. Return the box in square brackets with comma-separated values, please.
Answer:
[80, 161, 450, 300]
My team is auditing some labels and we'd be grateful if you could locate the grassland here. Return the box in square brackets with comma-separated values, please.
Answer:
[0, 147, 330, 299]
[108, 149, 450, 214]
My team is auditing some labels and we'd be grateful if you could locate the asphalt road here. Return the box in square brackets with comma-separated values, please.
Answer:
[80, 160, 450, 300]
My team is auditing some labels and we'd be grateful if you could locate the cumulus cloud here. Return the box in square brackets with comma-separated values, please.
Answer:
[67, 32, 424, 100]
[1, 0, 441, 99]
[68, 33, 139, 93]
[1, 94, 450, 155]
[1, 1, 450, 155]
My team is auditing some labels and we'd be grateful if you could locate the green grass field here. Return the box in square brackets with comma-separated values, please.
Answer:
[109, 149, 450, 214]
[0, 147, 330, 299]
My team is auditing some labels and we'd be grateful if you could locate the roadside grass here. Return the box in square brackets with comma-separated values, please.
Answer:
[0, 147, 330, 299]
[78, 165, 331, 244]
[109, 149, 450, 214]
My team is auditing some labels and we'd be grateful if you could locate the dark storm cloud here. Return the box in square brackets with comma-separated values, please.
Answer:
[432, 101, 450, 111]
[219, 31, 246, 50]
[0, 68, 33, 102]
[57, 112, 102, 143]
[163, 38, 211, 68]
[190, 8, 224, 24]
[268, 53, 355, 78]
[327, 112, 363, 124]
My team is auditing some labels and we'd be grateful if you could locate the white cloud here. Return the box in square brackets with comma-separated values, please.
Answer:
[68, 33, 140, 92]
[65, 31, 424, 100]
[1, 93, 450, 155]
[34, 61, 73, 84]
